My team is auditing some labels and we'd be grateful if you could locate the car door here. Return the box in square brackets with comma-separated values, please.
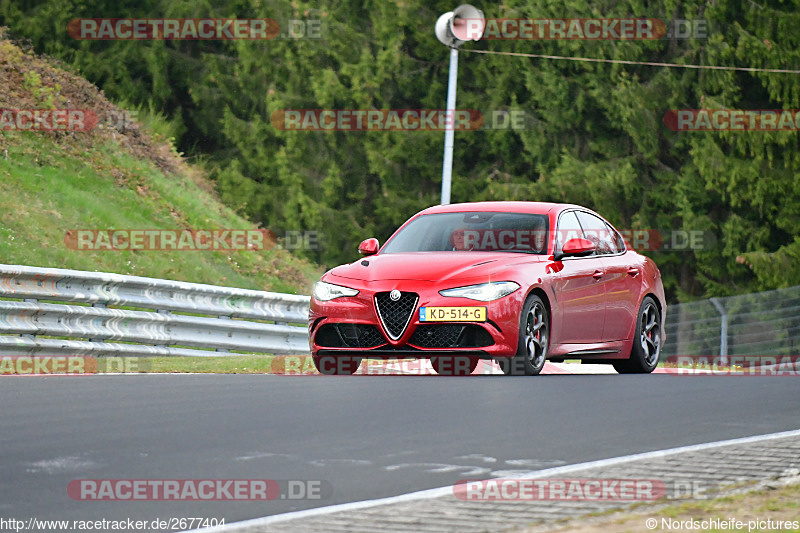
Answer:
[551, 210, 606, 344]
[574, 211, 639, 342]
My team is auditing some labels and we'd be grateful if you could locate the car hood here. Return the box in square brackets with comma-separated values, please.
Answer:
[327, 252, 545, 283]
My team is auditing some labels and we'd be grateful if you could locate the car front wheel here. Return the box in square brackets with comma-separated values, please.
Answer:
[499, 294, 549, 376]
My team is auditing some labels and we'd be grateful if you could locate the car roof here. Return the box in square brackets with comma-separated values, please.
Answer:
[418, 201, 583, 216]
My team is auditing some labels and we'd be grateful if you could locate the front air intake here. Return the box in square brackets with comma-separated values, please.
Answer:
[374, 292, 418, 340]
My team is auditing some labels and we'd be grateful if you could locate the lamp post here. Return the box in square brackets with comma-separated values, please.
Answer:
[434, 5, 485, 205]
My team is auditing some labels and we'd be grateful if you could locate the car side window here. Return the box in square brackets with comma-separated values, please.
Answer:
[556, 211, 584, 253]
[576, 211, 618, 255]
[608, 222, 625, 252]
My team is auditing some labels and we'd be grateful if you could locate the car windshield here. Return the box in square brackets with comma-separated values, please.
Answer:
[381, 212, 549, 254]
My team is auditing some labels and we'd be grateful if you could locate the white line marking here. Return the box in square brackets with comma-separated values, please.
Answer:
[191, 427, 800, 532]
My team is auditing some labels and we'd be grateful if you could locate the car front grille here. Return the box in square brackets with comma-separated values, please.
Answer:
[409, 324, 494, 348]
[314, 324, 386, 348]
[374, 291, 418, 340]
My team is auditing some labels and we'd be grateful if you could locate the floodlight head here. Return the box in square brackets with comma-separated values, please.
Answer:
[451, 4, 485, 42]
[435, 4, 484, 47]
[435, 11, 456, 47]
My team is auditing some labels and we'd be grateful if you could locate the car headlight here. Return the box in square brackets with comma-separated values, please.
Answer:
[313, 281, 359, 301]
[439, 281, 520, 302]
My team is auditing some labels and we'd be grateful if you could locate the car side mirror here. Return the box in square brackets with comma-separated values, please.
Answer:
[358, 238, 379, 256]
[554, 238, 595, 261]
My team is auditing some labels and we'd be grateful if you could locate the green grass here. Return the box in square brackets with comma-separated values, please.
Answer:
[646, 483, 800, 531]
[129, 356, 279, 374]
[536, 479, 800, 533]
[0, 131, 319, 293]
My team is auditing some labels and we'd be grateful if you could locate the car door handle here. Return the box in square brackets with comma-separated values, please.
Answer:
[592, 270, 603, 280]
[627, 267, 640, 277]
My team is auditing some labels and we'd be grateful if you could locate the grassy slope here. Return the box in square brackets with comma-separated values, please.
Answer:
[0, 32, 318, 294]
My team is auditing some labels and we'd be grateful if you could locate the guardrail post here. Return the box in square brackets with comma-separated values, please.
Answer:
[709, 298, 728, 365]
[216, 315, 232, 352]
[90, 303, 106, 342]
[23, 299, 38, 339]
[153, 309, 172, 349]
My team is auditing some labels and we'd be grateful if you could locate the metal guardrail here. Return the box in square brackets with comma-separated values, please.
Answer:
[0, 264, 311, 357]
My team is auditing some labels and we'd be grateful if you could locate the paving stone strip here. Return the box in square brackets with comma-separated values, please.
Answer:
[211, 433, 800, 532]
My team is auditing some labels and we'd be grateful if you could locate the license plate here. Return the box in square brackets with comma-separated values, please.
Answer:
[419, 307, 486, 322]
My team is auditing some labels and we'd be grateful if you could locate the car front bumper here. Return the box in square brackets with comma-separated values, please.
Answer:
[308, 278, 524, 359]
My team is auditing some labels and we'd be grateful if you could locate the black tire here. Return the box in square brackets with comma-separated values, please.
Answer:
[312, 355, 362, 375]
[613, 296, 661, 374]
[498, 294, 549, 376]
[430, 355, 479, 376]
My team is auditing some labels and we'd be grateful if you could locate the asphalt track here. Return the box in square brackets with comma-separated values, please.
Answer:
[2, 373, 800, 528]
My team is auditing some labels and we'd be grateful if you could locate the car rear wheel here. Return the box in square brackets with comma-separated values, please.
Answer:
[499, 294, 549, 376]
[613, 296, 661, 374]
[430, 355, 479, 376]
[312, 355, 362, 375]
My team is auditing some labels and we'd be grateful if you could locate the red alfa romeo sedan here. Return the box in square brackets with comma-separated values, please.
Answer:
[308, 201, 665, 376]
